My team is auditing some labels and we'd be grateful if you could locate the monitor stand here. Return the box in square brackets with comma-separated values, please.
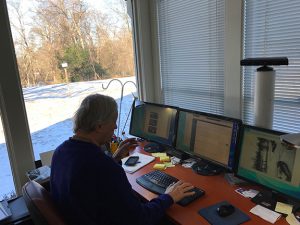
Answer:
[144, 142, 164, 153]
[251, 190, 287, 210]
[192, 159, 223, 176]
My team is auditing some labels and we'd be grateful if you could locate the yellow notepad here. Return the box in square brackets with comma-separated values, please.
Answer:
[275, 202, 293, 215]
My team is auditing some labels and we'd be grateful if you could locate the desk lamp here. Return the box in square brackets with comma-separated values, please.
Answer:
[240, 57, 288, 129]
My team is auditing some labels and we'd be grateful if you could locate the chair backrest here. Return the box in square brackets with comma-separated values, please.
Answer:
[22, 180, 66, 225]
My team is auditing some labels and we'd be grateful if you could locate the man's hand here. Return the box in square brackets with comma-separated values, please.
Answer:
[165, 181, 195, 203]
[113, 138, 138, 162]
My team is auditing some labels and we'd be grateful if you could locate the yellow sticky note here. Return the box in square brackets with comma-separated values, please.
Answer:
[286, 213, 300, 225]
[275, 202, 293, 215]
[153, 164, 166, 170]
[160, 156, 170, 162]
[151, 153, 167, 157]
[164, 162, 175, 168]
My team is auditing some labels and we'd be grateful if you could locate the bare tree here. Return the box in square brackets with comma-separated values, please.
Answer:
[8, 0, 37, 86]
[7, 0, 135, 86]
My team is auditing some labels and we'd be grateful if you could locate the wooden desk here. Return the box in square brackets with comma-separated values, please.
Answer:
[126, 146, 289, 225]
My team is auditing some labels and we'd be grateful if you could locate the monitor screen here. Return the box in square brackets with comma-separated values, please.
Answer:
[236, 125, 300, 201]
[129, 101, 178, 147]
[175, 109, 241, 170]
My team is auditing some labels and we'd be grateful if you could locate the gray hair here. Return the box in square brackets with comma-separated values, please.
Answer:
[73, 94, 118, 133]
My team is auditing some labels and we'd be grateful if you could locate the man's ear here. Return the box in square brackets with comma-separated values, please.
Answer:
[95, 123, 103, 133]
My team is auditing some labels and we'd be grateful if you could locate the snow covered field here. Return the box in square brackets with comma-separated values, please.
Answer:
[0, 76, 137, 198]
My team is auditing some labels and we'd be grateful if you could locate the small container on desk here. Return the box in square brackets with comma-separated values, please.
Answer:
[110, 134, 123, 154]
[110, 142, 119, 154]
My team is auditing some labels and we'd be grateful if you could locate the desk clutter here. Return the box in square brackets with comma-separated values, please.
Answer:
[250, 205, 281, 224]
[127, 99, 300, 224]
[26, 165, 51, 183]
[130, 148, 300, 224]
[0, 200, 12, 222]
[234, 186, 300, 224]
[151, 153, 175, 170]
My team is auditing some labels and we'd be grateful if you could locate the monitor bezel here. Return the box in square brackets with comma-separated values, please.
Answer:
[234, 124, 300, 201]
[174, 108, 242, 170]
[129, 100, 179, 148]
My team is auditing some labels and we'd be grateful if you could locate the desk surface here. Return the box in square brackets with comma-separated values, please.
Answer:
[127, 146, 289, 225]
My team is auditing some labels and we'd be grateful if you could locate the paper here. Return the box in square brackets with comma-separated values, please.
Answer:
[286, 213, 300, 225]
[275, 202, 293, 215]
[250, 205, 281, 224]
[151, 153, 167, 157]
[171, 156, 181, 165]
[122, 153, 155, 173]
[235, 188, 258, 198]
[181, 158, 196, 168]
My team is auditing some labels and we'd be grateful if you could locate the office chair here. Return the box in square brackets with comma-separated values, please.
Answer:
[22, 180, 66, 225]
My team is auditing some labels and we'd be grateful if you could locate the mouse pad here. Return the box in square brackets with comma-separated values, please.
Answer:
[198, 201, 250, 225]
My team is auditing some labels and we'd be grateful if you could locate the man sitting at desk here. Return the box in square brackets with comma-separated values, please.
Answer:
[50, 94, 195, 225]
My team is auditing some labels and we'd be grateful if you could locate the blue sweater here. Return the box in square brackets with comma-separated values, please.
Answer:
[50, 139, 173, 225]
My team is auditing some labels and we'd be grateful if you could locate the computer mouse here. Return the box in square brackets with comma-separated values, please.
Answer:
[216, 204, 235, 217]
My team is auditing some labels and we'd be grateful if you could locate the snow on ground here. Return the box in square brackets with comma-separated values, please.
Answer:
[0, 76, 137, 198]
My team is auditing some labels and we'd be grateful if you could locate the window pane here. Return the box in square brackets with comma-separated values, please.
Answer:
[6, 0, 136, 163]
[155, 0, 225, 115]
[0, 117, 16, 200]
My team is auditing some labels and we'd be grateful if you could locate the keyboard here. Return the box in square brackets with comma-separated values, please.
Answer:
[136, 170, 205, 206]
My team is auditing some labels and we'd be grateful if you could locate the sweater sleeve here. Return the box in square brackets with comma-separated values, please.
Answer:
[93, 159, 174, 225]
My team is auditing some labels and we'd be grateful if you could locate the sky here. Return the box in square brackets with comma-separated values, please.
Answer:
[7, 0, 127, 28]
[0, 76, 137, 200]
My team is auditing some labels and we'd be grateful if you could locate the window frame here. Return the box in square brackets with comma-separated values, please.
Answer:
[0, 1, 35, 195]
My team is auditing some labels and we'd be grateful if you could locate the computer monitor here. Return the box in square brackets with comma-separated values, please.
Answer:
[175, 109, 242, 175]
[236, 125, 300, 209]
[129, 101, 178, 152]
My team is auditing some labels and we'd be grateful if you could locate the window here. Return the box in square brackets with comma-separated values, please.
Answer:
[242, 0, 300, 132]
[2, 0, 136, 195]
[155, 0, 225, 114]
